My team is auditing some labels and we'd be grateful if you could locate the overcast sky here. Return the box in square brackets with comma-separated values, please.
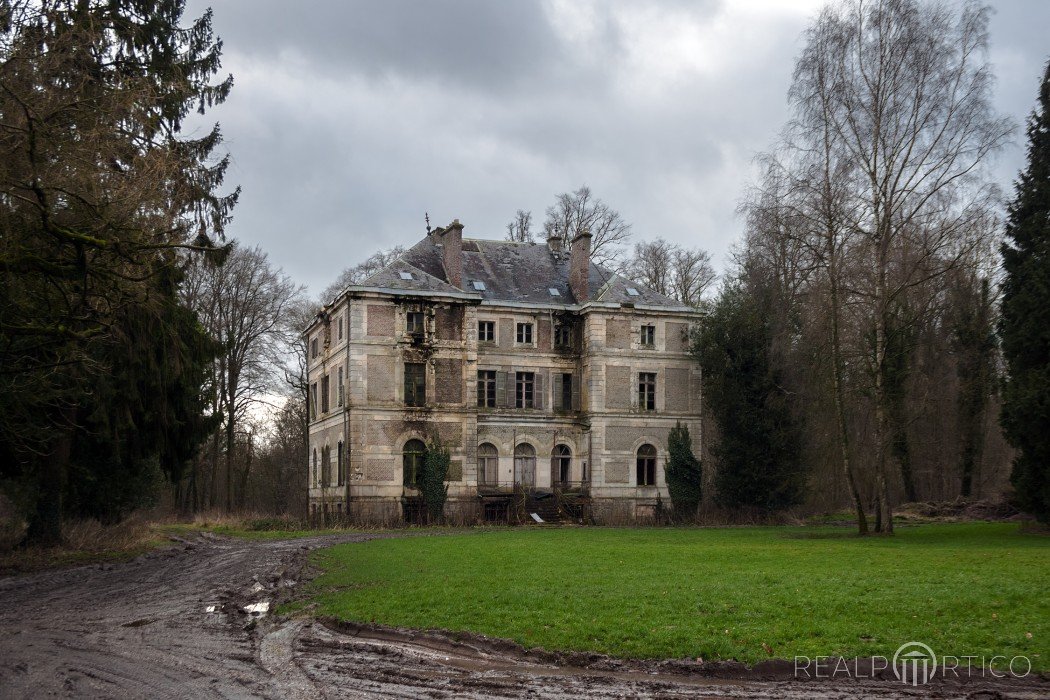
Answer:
[184, 0, 1050, 299]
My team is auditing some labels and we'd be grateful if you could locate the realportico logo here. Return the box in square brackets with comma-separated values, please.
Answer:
[893, 641, 937, 686]
[794, 641, 1032, 685]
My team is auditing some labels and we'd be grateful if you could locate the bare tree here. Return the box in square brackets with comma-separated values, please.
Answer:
[320, 245, 406, 302]
[758, 0, 1012, 532]
[183, 244, 305, 512]
[505, 209, 535, 243]
[543, 186, 633, 266]
[628, 239, 675, 296]
[625, 238, 716, 305]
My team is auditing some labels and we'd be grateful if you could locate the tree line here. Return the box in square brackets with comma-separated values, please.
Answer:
[2, 0, 1047, 545]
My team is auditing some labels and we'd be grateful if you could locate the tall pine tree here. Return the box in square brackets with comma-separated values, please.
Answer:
[1000, 61, 1050, 523]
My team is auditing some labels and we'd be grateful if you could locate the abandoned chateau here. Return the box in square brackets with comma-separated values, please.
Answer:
[304, 221, 702, 524]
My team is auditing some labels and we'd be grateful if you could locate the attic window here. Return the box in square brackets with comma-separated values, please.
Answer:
[399, 271, 415, 281]
[548, 288, 561, 296]
[472, 280, 486, 291]
[626, 287, 640, 296]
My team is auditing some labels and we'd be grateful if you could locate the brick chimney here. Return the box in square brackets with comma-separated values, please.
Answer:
[568, 229, 592, 302]
[440, 219, 464, 288]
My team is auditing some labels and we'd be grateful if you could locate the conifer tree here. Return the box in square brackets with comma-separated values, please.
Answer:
[665, 422, 702, 521]
[1000, 61, 1050, 523]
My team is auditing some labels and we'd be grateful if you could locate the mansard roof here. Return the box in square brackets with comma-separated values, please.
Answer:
[347, 231, 689, 310]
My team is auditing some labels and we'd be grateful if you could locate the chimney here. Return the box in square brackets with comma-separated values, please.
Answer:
[547, 231, 563, 255]
[568, 229, 592, 302]
[440, 219, 464, 288]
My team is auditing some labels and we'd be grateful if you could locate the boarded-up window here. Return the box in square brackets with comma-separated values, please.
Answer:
[367, 305, 395, 337]
[605, 366, 631, 409]
[434, 359, 462, 404]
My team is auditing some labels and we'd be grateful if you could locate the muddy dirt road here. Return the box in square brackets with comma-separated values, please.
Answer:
[0, 533, 1045, 699]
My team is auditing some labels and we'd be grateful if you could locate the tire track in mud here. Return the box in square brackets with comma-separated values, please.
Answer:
[1, 531, 1046, 699]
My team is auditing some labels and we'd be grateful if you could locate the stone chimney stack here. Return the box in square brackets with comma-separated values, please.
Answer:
[568, 229, 592, 302]
[441, 219, 464, 288]
[547, 231, 564, 256]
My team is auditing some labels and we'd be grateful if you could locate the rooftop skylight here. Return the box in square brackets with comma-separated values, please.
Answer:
[399, 271, 414, 280]
[626, 287, 640, 296]
[472, 280, 486, 291]
[548, 288, 561, 296]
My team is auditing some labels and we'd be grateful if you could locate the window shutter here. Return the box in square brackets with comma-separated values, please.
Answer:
[571, 373, 582, 411]
[553, 373, 563, 411]
[496, 371, 508, 408]
[534, 372, 544, 410]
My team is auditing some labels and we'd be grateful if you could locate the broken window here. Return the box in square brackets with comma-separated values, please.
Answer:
[310, 382, 318, 420]
[561, 373, 573, 411]
[637, 444, 657, 486]
[311, 337, 319, 359]
[337, 367, 344, 407]
[515, 371, 535, 408]
[639, 372, 656, 411]
[555, 324, 572, 348]
[514, 443, 536, 486]
[640, 324, 655, 346]
[478, 320, 495, 343]
[406, 311, 425, 336]
[404, 362, 426, 407]
[552, 444, 571, 485]
[477, 370, 497, 408]
[321, 374, 330, 414]
[516, 322, 533, 344]
[478, 443, 498, 485]
[403, 439, 425, 488]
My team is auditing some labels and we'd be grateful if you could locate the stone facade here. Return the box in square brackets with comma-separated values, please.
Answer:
[305, 223, 701, 524]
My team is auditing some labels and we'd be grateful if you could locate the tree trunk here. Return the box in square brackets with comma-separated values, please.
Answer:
[26, 410, 76, 546]
[829, 259, 868, 535]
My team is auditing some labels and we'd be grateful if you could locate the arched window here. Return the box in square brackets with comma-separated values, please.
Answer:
[403, 439, 426, 488]
[478, 443, 498, 486]
[514, 443, 536, 487]
[551, 444, 572, 485]
[636, 444, 657, 486]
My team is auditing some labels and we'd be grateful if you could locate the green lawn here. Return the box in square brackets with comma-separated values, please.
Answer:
[300, 523, 1049, 668]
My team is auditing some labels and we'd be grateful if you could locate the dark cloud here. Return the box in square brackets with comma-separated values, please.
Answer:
[184, 0, 1050, 298]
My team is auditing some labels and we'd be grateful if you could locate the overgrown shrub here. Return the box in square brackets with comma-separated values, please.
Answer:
[419, 438, 450, 523]
[665, 421, 702, 521]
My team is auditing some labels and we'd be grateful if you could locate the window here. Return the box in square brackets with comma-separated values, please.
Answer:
[515, 371, 535, 408]
[514, 443, 536, 486]
[560, 373, 573, 411]
[403, 439, 425, 487]
[639, 372, 656, 411]
[637, 444, 657, 486]
[478, 320, 495, 342]
[478, 443, 498, 485]
[399, 271, 415, 280]
[477, 370, 497, 408]
[640, 324, 655, 346]
[404, 362, 426, 407]
[626, 287, 640, 296]
[310, 382, 318, 420]
[552, 445, 571, 485]
[338, 315, 343, 340]
[407, 311, 425, 336]
[322, 445, 331, 486]
[548, 287, 561, 297]
[337, 440, 345, 485]
[472, 280, 486, 291]
[516, 322, 533, 344]
[321, 374, 330, 414]
[555, 324, 572, 348]
[312, 448, 317, 485]
[311, 337, 319, 359]
[337, 367, 344, 407]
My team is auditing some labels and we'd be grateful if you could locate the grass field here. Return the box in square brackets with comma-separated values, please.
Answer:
[300, 523, 1049, 668]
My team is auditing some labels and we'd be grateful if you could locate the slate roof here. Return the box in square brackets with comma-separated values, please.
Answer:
[353, 233, 687, 309]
